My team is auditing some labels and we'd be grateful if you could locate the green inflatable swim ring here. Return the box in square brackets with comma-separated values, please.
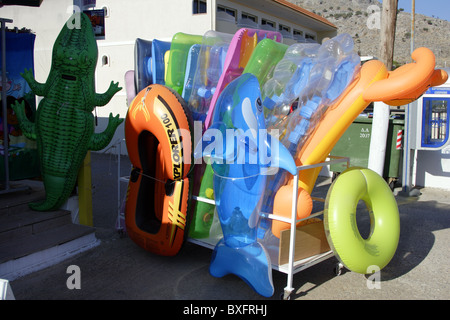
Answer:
[324, 167, 400, 274]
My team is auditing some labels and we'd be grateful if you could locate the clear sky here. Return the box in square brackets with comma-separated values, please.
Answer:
[379, 0, 450, 22]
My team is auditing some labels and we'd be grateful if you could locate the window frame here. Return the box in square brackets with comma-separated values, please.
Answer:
[261, 18, 276, 28]
[217, 4, 237, 21]
[193, 0, 207, 14]
[241, 11, 258, 23]
[278, 23, 291, 33]
[293, 29, 304, 36]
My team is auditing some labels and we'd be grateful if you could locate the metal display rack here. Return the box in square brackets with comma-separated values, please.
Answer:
[188, 156, 349, 299]
[117, 142, 349, 299]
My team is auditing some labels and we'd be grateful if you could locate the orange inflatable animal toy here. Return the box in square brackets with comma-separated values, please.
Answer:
[125, 84, 193, 256]
[271, 47, 448, 238]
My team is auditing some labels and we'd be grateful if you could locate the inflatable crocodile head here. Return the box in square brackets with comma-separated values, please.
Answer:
[51, 12, 98, 79]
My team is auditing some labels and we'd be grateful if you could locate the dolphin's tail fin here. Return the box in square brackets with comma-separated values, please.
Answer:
[209, 239, 274, 297]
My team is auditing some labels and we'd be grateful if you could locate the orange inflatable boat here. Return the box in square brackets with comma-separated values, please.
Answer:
[124, 84, 193, 256]
[271, 47, 448, 238]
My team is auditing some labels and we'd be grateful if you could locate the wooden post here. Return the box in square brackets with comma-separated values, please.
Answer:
[411, 0, 415, 57]
[380, 0, 399, 71]
[77, 151, 93, 226]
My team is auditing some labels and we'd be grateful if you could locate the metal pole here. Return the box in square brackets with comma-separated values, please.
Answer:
[399, 0, 420, 197]
[1, 18, 13, 192]
[401, 102, 412, 194]
[283, 170, 298, 300]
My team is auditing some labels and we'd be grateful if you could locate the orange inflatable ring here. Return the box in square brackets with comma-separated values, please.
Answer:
[125, 84, 193, 256]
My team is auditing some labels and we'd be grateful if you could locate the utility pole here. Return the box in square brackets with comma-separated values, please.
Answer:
[380, 0, 399, 71]
[411, 0, 415, 56]
[368, 0, 399, 177]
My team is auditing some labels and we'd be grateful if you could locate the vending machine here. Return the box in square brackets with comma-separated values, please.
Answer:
[402, 68, 450, 195]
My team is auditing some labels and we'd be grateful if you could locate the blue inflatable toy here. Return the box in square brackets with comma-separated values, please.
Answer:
[194, 73, 297, 297]
[182, 44, 201, 101]
[282, 34, 360, 157]
[262, 43, 320, 128]
[151, 39, 171, 85]
[186, 30, 232, 122]
[134, 38, 153, 93]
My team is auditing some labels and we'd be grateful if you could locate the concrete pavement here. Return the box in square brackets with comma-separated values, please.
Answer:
[8, 152, 450, 300]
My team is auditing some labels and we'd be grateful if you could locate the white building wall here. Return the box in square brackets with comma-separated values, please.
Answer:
[416, 148, 450, 190]
[217, 0, 320, 44]
[1, 0, 74, 84]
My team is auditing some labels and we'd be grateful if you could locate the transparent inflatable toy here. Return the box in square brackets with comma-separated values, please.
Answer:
[262, 42, 320, 129]
[282, 34, 361, 158]
[260, 33, 361, 220]
[184, 30, 233, 122]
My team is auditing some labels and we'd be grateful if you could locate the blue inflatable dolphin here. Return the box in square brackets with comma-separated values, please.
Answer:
[194, 73, 297, 297]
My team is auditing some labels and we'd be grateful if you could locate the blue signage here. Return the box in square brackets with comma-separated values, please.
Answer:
[425, 87, 450, 95]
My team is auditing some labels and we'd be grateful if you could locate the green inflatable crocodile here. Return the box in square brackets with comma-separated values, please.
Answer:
[12, 12, 123, 211]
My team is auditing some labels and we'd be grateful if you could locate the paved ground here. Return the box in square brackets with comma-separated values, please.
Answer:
[8, 152, 450, 300]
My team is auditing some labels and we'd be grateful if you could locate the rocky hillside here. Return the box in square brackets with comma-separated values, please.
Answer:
[290, 0, 450, 68]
